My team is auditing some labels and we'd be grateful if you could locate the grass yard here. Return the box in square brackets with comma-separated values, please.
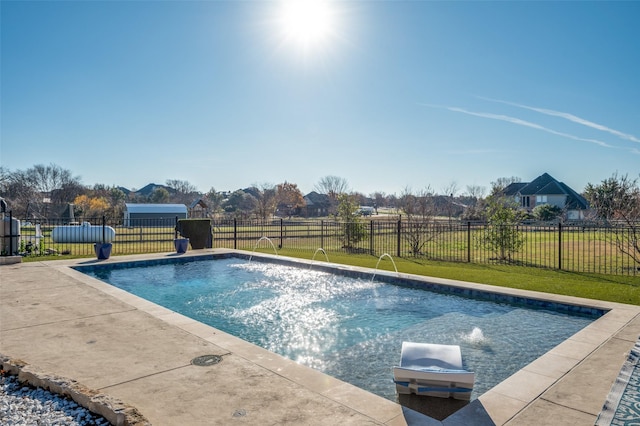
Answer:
[257, 248, 640, 306]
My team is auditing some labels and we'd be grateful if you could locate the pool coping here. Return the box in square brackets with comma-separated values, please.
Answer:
[2, 249, 639, 425]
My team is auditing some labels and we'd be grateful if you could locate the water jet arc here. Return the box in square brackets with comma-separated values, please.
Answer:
[249, 236, 279, 262]
[372, 253, 399, 281]
[310, 248, 330, 268]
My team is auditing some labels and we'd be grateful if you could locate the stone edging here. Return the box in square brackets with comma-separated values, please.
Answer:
[1, 354, 151, 426]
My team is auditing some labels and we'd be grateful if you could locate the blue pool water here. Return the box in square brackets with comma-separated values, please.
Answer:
[82, 256, 598, 401]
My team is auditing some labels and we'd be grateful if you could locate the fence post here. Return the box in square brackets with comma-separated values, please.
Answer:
[9, 210, 14, 255]
[280, 218, 283, 249]
[558, 222, 562, 270]
[174, 216, 178, 239]
[102, 215, 106, 244]
[369, 220, 374, 255]
[320, 220, 324, 249]
[467, 221, 471, 263]
[233, 218, 237, 250]
[396, 219, 401, 258]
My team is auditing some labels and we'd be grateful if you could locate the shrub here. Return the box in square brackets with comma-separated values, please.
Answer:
[533, 204, 562, 221]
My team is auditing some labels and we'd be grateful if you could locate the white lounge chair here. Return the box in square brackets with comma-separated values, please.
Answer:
[393, 341, 475, 400]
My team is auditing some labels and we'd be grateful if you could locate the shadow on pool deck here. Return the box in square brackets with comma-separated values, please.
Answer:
[399, 394, 472, 420]
[1, 250, 639, 425]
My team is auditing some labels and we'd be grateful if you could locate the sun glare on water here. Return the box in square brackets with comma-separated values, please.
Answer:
[277, 0, 340, 54]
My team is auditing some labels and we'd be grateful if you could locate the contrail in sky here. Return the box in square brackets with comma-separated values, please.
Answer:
[445, 106, 615, 148]
[478, 97, 640, 144]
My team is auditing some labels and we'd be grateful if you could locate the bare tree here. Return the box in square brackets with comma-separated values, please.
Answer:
[26, 163, 82, 195]
[461, 185, 487, 221]
[0, 166, 10, 193]
[387, 194, 399, 213]
[314, 176, 349, 199]
[1, 169, 39, 217]
[0, 165, 84, 218]
[490, 176, 521, 195]
[465, 185, 486, 200]
[585, 173, 639, 222]
[314, 175, 349, 216]
[165, 179, 198, 204]
[398, 186, 435, 218]
[397, 186, 441, 256]
[351, 191, 368, 207]
[441, 181, 459, 198]
[370, 191, 387, 213]
[165, 179, 197, 194]
[250, 183, 278, 220]
[584, 173, 640, 263]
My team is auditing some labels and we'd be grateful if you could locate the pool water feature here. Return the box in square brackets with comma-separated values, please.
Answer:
[248, 236, 278, 262]
[310, 248, 330, 265]
[82, 256, 600, 402]
[372, 253, 399, 281]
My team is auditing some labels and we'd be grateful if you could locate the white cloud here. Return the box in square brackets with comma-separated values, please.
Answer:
[478, 97, 640, 144]
[445, 106, 614, 148]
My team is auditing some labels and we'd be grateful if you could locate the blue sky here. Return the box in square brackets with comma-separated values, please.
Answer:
[2, 0, 639, 197]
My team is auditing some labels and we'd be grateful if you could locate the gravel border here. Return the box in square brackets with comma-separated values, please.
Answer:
[1, 354, 150, 426]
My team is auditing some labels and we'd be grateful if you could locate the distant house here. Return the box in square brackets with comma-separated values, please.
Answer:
[124, 203, 187, 226]
[303, 192, 331, 217]
[131, 183, 176, 198]
[503, 173, 589, 220]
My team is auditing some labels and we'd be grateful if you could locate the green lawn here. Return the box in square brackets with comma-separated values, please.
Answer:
[263, 248, 640, 306]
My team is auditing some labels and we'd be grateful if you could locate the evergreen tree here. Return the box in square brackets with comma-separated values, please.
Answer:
[478, 197, 526, 261]
[336, 193, 367, 250]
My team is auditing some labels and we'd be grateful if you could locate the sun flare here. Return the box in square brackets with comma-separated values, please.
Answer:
[278, 0, 338, 52]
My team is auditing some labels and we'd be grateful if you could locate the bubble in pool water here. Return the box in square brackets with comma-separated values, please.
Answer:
[463, 327, 487, 344]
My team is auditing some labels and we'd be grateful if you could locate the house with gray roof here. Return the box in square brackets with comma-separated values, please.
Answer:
[503, 173, 590, 220]
[303, 192, 331, 217]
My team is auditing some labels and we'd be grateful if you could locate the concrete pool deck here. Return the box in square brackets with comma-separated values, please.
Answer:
[1, 250, 639, 425]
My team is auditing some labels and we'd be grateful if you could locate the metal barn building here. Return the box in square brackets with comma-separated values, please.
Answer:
[124, 203, 187, 226]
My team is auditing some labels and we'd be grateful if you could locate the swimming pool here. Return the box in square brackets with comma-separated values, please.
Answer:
[78, 254, 602, 402]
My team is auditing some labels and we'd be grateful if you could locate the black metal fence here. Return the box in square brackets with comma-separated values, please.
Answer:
[8, 215, 640, 276]
[212, 219, 639, 276]
[11, 216, 178, 258]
